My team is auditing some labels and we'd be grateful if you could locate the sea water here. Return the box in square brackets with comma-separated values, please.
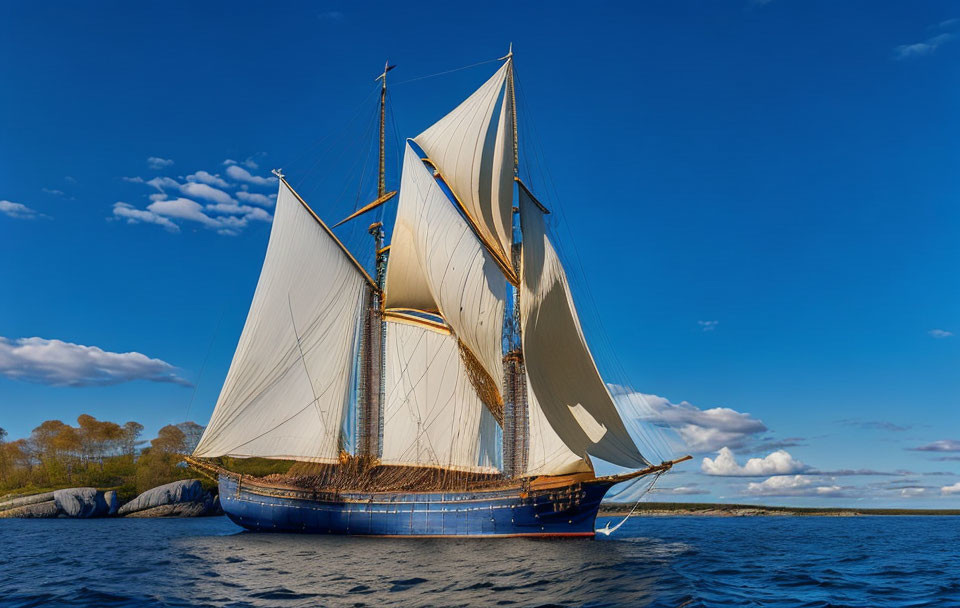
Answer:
[1, 515, 958, 607]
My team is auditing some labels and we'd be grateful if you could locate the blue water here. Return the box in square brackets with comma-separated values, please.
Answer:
[1, 516, 958, 607]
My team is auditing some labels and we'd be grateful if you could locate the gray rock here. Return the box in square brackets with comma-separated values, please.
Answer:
[103, 491, 119, 516]
[0, 500, 60, 518]
[0, 492, 56, 512]
[123, 501, 212, 518]
[53, 487, 110, 518]
[118, 479, 206, 516]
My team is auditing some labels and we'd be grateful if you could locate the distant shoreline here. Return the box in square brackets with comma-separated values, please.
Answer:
[600, 502, 960, 517]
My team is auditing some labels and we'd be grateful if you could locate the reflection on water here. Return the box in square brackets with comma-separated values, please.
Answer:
[2, 516, 959, 607]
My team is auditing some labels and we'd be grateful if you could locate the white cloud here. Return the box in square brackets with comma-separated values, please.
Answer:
[900, 487, 928, 498]
[929, 329, 953, 338]
[653, 486, 710, 496]
[42, 188, 64, 196]
[942, 482, 960, 495]
[698, 320, 718, 332]
[895, 33, 954, 59]
[236, 191, 275, 207]
[0, 200, 47, 220]
[910, 439, 960, 452]
[744, 475, 849, 497]
[147, 197, 223, 228]
[112, 202, 179, 232]
[122, 176, 145, 184]
[179, 182, 235, 205]
[147, 156, 174, 170]
[626, 391, 768, 453]
[0, 336, 190, 387]
[226, 164, 277, 186]
[186, 170, 229, 188]
[702, 447, 808, 476]
[205, 202, 272, 222]
[146, 176, 182, 191]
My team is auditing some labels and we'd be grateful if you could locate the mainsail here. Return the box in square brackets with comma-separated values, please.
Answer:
[193, 179, 371, 462]
[384, 143, 507, 395]
[518, 188, 650, 471]
[380, 319, 497, 473]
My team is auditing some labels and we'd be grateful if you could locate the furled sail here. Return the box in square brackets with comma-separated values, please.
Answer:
[194, 179, 370, 462]
[380, 319, 499, 473]
[519, 188, 650, 470]
[413, 60, 515, 268]
[384, 143, 507, 392]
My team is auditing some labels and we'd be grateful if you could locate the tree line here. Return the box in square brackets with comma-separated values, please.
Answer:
[0, 416, 205, 500]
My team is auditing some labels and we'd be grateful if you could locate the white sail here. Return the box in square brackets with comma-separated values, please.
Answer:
[194, 180, 370, 462]
[384, 143, 506, 391]
[380, 320, 498, 473]
[414, 60, 515, 264]
[519, 189, 649, 470]
[525, 374, 591, 476]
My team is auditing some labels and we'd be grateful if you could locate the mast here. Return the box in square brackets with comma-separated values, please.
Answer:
[358, 61, 394, 463]
[500, 45, 529, 479]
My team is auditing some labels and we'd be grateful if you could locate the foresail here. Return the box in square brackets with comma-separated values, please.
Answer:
[384, 143, 507, 392]
[519, 189, 650, 470]
[193, 180, 368, 462]
[414, 60, 515, 266]
[380, 320, 499, 474]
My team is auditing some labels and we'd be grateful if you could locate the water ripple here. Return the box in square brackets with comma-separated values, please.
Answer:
[1, 516, 959, 606]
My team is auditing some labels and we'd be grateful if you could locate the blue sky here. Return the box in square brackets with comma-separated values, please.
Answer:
[1, 1, 958, 507]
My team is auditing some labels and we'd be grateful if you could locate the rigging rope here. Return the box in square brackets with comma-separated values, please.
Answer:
[597, 470, 663, 536]
[390, 58, 500, 87]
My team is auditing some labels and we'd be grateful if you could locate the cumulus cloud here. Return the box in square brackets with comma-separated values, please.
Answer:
[702, 447, 808, 476]
[0, 336, 190, 387]
[929, 329, 954, 338]
[623, 390, 768, 453]
[118, 169, 273, 235]
[236, 191, 276, 207]
[147, 156, 174, 170]
[146, 176, 182, 191]
[895, 33, 954, 60]
[0, 200, 48, 220]
[698, 320, 718, 332]
[186, 171, 229, 188]
[744, 475, 850, 497]
[942, 482, 960, 495]
[909, 440, 960, 452]
[112, 202, 179, 231]
[226, 164, 277, 186]
[179, 182, 235, 205]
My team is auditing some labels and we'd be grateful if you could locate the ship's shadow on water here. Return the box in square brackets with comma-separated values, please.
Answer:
[2, 515, 960, 607]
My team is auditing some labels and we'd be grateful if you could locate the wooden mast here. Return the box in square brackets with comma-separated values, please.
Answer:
[500, 45, 529, 479]
[358, 61, 395, 463]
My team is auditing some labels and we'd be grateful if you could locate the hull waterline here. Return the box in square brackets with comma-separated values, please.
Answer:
[218, 475, 616, 537]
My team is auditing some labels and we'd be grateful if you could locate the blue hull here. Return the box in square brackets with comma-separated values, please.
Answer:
[219, 475, 614, 537]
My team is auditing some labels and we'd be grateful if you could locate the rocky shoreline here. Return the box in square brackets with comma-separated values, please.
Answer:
[0, 479, 221, 519]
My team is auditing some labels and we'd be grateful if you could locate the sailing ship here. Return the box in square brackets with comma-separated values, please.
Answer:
[187, 50, 690, 537]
